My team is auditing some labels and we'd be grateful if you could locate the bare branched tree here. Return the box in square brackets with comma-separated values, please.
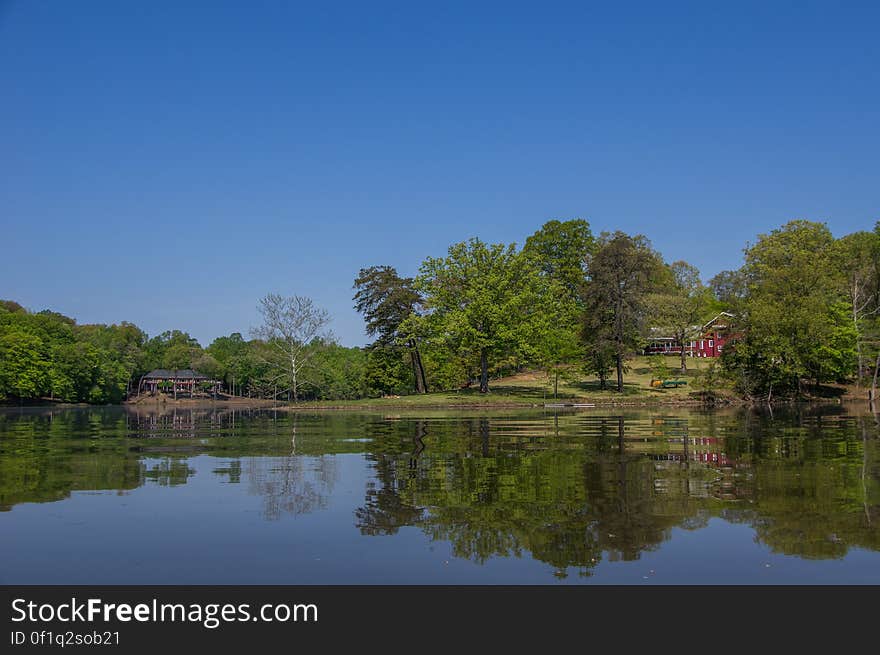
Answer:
[251, 294, 332, 402]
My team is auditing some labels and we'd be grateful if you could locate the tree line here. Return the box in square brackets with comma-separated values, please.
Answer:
[355, 218, 879, 400]
[0, 301, 369, 404]
[1, 217, 878, 404]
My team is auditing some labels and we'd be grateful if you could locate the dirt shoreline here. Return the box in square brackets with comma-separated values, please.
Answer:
[121, 394, 854, 411]
[2, 391, 863, 412]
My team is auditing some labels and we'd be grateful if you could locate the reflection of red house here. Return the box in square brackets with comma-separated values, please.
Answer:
[662, 436, 733, 466]
[645, 312, 734, 358]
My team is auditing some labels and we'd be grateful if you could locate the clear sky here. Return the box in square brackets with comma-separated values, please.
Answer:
[1, 1, 877, 347]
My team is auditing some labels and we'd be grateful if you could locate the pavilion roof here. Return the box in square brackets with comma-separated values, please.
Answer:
[143, 369, 208, 380]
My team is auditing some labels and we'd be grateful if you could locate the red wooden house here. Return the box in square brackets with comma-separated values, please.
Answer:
[688, 312, 734, 357]
[645, 312, 734, 358]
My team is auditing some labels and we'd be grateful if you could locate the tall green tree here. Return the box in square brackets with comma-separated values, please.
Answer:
[523, 219, 595, 396]
[353, 266, 427, 393]
[522, 218, 595, 300]
[724, 220, 856, 397]
[414, 238, 556, 393]
[833, 229, 880, 386]
[0, 327, 51, 400]
[581, 328, 617, 390]
[648, 260, 712, 374]
[582, 232, 664, 392]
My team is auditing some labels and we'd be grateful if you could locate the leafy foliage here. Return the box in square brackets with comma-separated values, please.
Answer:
[353, 265, 427, 393]
[582, 232, 665, 392]
[413, 238, 561, 393]
[723, 220, 859, 396]
[2, 216, 877, 404]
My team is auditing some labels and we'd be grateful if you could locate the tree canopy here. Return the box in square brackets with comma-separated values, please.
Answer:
[353, 265, 427, 393]
[2, 216, 879, 405]
[413, 238, 560, 393]
[582, 232, 665, 392]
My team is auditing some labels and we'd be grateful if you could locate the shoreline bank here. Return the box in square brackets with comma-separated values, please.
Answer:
[2, 388, 864, 412]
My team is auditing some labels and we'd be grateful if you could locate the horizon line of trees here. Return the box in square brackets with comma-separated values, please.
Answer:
[2, 217, 878, 404]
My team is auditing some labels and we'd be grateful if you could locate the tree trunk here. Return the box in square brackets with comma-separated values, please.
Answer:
[417, 352, 428, 393]
[680, 337, 687, 374]
[554, 368, 559, 399]
[615, 353, 623, 393]
[871, 348, 880, 402]
[480, 348, 489, 393]
[409, 340, 428, 394]
[409, 348, 421, 393]
[480, 418, 490, 457]
[854, 301, 864, 386]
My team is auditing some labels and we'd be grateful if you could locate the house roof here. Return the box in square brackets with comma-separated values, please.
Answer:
[648, 311, 735, 340]
[701, 311, 735, 331]
[143, 369, 208, 380]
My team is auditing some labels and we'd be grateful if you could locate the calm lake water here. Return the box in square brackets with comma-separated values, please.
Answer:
[1, 404, 879, 584]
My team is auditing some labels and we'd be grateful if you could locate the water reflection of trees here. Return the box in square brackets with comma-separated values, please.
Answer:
[355, 410, 880, 575]
[0, 408, 141, 509]
[0, 407, 346, 515]
[142, 458, 196, 486]
[245, 455, 338, 520]
[235, 412, 339, 520]
[355, 416, 714, 577]
[1, 405, 878, 567]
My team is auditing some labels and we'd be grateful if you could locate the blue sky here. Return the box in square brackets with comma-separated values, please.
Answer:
[1, 1, 877, 347]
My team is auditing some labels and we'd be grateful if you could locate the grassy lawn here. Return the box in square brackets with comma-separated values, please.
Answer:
[291, 356, 721, 409]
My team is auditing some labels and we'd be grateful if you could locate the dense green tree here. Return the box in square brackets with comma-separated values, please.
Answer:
[363, 344, 413, 397]
[522, 219, 595, 396]
[582, 232, 665, 392]
[302, 342, 368, 400]
[724, 220, 856, 397]
[353, 266, 427, 393]
[0, 300, 25, 313]
[0, 308, 134, 403]
[522, 218, 595, 301]
[414, 238, 558, 393]
[0, 327, 51, 400]
[581, 330, 617, 390]
[417, 344, 471, 393]
[206, 332, 265, 394]
[143, 330, 202, 371]
[833, 229, 880, 386]
[78, 322, 148, 396]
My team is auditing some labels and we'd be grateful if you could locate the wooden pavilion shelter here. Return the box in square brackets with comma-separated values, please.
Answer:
[137, 369, 222, 399]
